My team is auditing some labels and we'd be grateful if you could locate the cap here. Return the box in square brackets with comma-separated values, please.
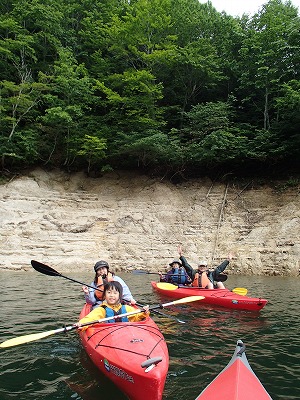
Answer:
[198, 260, 208, 267]
[169, 259, 182, 267]
[94, 260, 109, 272]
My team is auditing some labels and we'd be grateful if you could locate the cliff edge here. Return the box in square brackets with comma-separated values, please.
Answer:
[1, 168, 299, 276]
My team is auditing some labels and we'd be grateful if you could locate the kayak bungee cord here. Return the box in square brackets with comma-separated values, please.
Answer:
[87, 323, 166, 359]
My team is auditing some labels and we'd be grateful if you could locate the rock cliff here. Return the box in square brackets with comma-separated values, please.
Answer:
[1, 168, 299, 276]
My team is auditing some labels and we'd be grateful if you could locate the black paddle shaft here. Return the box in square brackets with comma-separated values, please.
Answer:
[31, 260, 99, 292]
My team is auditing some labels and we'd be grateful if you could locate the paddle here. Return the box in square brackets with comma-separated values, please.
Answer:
[156, 282, 248, 296]
[31, 260, 186, 324]
[31, 260, 98, 291]
[0, 296, 204, 348]
[133, 270, 162, 275]
[231, 287, 248, 296]
[135, 302, 186, 324]
[133, 270, 227, 282]
[133, 270, 190, 278]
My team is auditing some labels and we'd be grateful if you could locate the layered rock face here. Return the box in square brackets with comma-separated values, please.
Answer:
[1, 168, 299, 276]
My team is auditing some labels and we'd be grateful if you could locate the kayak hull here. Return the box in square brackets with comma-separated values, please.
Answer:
[151, 282, 267, 311]
[79, 304, 169, 400]
[195, 340, 272, 400]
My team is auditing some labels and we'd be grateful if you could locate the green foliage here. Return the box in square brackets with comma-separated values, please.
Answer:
[183, 101, 232, 139]
[76, 134, 107, 173]
[94, 68, 164, 135]
[0, 0, 299, 175]
[108, 129, 183, 172]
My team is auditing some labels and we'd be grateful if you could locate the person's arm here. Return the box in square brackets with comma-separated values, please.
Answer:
[83, 282, 98, 305]
[159, 265, 170, 282]
[183, 269, 192, 284]
[179, 255, 194, 279]
[114, 276, 136, 305]
[127, 305, 149, 322]
[164, 269, 175, 283]
[178, 245, 194, 277]
[76, 306, 106, 330]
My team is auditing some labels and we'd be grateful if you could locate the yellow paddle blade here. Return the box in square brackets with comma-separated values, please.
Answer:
[232, 287, 248, 296]
[156, 282, 178, 290]
[0, 330, 57, 349]
[169, 296, 205, 305]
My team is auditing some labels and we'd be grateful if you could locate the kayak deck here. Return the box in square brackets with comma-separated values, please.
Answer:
[196, 340, 272, 399]
[151, 281, 268, 311]
[79, 303, 169, 400]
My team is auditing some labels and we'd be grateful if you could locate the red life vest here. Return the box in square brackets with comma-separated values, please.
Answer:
[192, 272, 210, 288]
[94, 272, 114, 300]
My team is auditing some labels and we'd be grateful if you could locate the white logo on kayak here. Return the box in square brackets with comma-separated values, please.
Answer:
[103, 359, 134, 383]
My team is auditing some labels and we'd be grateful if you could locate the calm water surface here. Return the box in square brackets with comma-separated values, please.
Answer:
[0, 271, 299, 400]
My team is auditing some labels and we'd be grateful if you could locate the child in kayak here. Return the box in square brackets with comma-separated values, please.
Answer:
[75, 281, 149, 330]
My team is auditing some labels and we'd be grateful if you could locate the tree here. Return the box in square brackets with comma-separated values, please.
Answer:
[236, 0, 300, 130]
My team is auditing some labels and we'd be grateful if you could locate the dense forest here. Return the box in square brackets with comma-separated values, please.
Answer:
[1, 0, 300, 179]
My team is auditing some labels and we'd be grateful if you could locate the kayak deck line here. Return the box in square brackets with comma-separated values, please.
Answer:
[87, 323, 166, 359]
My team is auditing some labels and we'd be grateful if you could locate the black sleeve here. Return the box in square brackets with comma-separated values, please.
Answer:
[180, 256, 195, 280]
[212, 260, 229, 278]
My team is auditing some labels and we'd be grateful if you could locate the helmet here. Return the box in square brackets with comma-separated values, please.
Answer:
[94, 260, 109, 272]
[169, 259, 182, 267]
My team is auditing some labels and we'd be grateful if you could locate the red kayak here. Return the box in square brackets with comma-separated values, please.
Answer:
[195, 340, 272, 399]
[79, 303, 169, 400]
[151, 282, 267, 311]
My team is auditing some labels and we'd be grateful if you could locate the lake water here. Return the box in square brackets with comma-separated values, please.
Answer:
[0, 271, 299, 400]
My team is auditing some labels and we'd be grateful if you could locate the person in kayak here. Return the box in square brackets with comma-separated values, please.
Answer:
[75, 281, 149, 329]
[159, 259, 192, 285]
[82, 260, 136, 308]
[178, 245, 233, 289]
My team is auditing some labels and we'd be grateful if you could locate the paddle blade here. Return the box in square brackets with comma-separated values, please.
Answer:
[156, 282, 178, 290]
[232, 287, 248, 296]
[163, 296, 205, 307]
[31, 260, 61, 277]
[132, 269, 148, 274]
[132, 270, 158, 275]
[0, 330, 58, 348]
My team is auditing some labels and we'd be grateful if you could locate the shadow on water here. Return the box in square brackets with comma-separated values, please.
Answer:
[0, 271, 299, 400]
[64, 347, 128, 400]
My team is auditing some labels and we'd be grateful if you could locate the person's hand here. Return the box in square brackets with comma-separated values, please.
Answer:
[227, 253, 234, 261]
[178, 244, 182, 256]
[73, 322, 82, 329]
[143, 305, 150, 314]
[130, 298, 137, 306]
[82, 285, 89, 295]
[159, 271, 165, 282]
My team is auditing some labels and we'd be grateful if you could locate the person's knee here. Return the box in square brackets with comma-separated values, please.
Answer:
[216, 282, 225, 289]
